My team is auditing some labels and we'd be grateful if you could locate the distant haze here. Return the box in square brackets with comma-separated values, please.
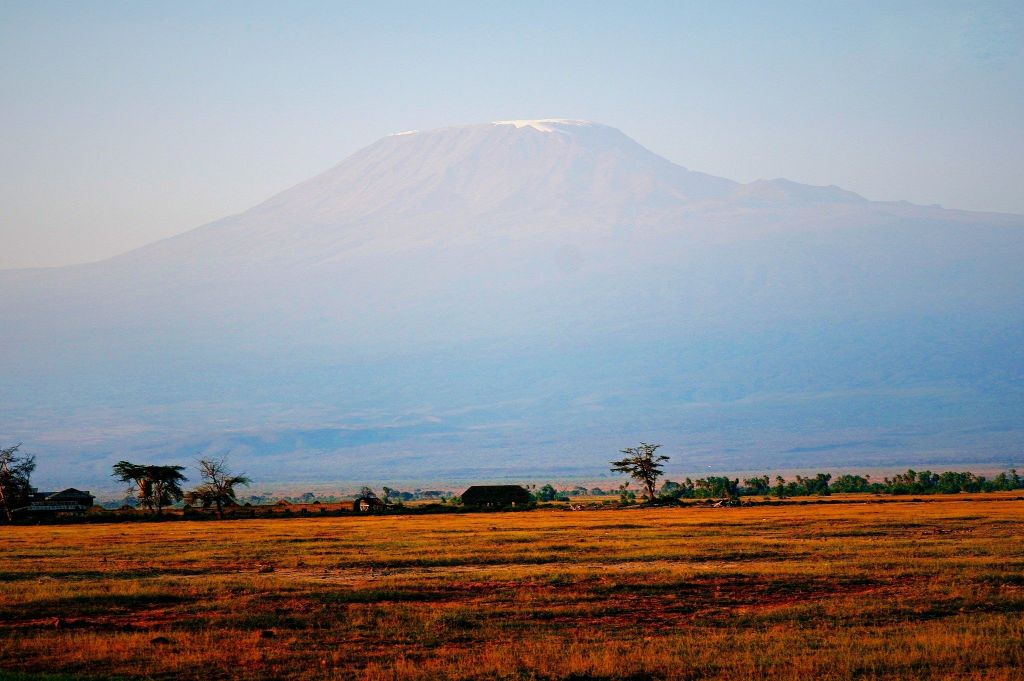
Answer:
[1, 120, 1022, 487]
[1, 2, 1023, 268]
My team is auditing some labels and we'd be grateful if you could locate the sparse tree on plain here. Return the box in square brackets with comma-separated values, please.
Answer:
[617, 482, 636, 505]
[112, 461, 187, 516]
[610, 443, 669, 502]
[0, 444, 36, 521]
[185, 457, 251, 519]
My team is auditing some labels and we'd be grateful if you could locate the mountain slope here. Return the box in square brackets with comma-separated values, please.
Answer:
[2, 120, 1022, 486]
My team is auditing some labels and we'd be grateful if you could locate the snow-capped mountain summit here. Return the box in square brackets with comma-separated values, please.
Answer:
[1, 121, 1022, 485]
[154, 119, 736, 258]
[88, 119, 741, 279]
[491, 118, 596, 131]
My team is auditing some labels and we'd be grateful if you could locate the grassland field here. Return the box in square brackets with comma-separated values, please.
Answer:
[1, 493, 1023, 681]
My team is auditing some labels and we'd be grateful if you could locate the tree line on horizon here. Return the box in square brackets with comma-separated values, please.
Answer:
[2, 441, 1023, 521]
[608, 442, 1024, 502]
[654, 469, 1024, 500]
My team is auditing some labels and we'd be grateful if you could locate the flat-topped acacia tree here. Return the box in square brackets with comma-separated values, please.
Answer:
[112, 462, 186, 516]
[611, 443, 669, 502]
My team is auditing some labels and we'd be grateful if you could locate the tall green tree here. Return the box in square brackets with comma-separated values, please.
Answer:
[112, 461, 187, 516]
[0, 444, 36, 521]
[185, 457, 251, 519]
[610, 443, 669, 502]
[773, 475, 786, 498]
[743, 475, 771, 495]
[535, 484, 559, 502]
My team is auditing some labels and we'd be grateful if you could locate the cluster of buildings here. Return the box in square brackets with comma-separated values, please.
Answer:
[5, 483, 535, 521]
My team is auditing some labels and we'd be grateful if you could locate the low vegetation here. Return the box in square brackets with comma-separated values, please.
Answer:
[1, 495, 1023, 680]
[658, 468, 1024, 500]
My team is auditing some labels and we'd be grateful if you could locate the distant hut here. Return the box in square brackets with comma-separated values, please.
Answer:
[460, 485, 533, 508]
[353, 496, 384, 513]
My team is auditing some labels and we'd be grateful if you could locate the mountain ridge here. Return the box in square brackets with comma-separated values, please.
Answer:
[4, 119, 1023, 274]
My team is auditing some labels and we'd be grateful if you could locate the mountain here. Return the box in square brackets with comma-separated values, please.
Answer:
[2, 119, 1023, 487]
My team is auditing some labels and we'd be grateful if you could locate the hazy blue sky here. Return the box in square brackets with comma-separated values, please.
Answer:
[2, 1, 1022, 268]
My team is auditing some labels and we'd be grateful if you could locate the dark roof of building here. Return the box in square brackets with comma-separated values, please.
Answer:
[463, 485, 529, 493]
[29, 488, 94, 502]
[461, 485, 533, 505]
[46, 488, 93, 499]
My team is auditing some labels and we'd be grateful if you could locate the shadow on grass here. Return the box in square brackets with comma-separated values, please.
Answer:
[318, 588, 460, 604]
[0, 671, 130, 681]
[0, 594, 188, 620]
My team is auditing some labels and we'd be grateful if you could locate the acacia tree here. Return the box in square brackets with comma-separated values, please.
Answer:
[0, 444, 36, 521]
[112, 461, 187, 516]
[185, 457, 251, 519]
[610, 443, 669, 502]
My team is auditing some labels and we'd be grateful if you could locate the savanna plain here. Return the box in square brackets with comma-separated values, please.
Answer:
[2, 496, 1023, 681]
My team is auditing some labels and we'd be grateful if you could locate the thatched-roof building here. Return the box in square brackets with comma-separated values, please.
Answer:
[460, 485, 533, 508]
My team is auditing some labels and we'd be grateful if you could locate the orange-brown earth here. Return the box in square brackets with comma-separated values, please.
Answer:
[1, 495, 1023, 680]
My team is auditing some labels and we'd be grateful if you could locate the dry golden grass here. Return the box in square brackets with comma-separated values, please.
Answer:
[2, 494, 1024, 680]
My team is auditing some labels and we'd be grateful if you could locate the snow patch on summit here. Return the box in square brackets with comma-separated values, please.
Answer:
[492, 119, 593, 133]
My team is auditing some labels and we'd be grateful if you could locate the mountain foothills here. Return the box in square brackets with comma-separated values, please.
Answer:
[2, 120, 1022, 486]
